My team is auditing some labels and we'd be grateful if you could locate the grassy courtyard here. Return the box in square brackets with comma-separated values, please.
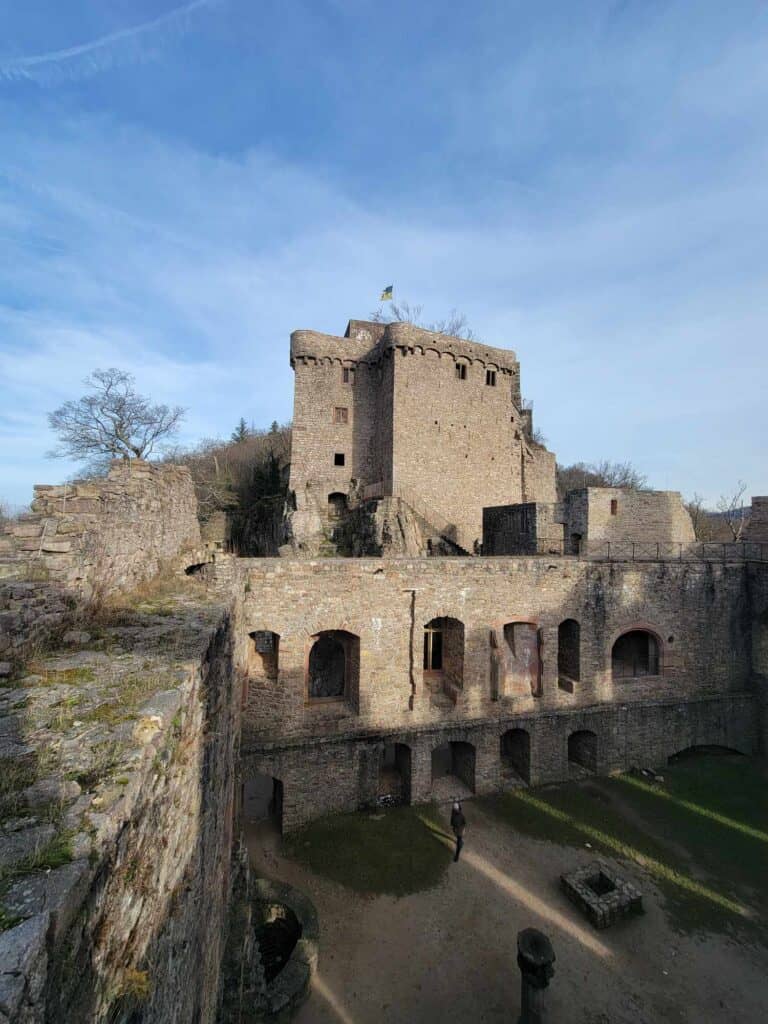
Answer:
[282, 753, 767, 941]
[283, 802, 454, 896]
[480, 752, 767, 939]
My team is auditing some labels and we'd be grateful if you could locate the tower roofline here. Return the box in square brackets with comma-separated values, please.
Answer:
[290, 319, 518, 370]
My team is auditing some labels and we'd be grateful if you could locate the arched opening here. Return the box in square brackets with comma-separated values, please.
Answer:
[327, 492, 347, 519]
[568, 730, 597, 774]
[243, 773, 284, 835]
[558, 619, 580, 691]
[248, 630, 280, 680]
[612, 630, 660, 679]
[379, 743, 412, 805]
[500, 728, 530, 784]
[423, 617, 464, 704]
[668, 744, 746, 764]
[502, 622, 542, 697]
[307, 630, 359, 701]
[431, 740, 475, 800]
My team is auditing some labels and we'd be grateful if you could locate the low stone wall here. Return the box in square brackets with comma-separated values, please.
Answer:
[0, 586, 240, 1023]
[0, 582, 76, 672]
[1, 460, 201, 598]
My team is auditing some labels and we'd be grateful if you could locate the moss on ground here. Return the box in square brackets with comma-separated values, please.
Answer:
[479, 754, 767, 940]
[283, 803, 453, 897]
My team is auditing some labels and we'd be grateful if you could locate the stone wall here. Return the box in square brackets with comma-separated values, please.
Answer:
[228, 554, 757, 829]
[484, 488, 695, 556]
[576, 488, 695, 550]
[242, 693, 756, 832]
[1, 461, 201, 598]
[0, 590, 240, 1023]
[0, 582, 76, 671]
[744, 496, 768, 543]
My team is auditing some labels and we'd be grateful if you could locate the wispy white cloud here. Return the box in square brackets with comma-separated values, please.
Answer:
[0, 2, 766, 508]
[0, 0, 220, 84]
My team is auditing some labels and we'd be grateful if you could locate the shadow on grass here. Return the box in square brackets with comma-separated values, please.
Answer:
[479, 754, 767, 941]
[282, 803, 453, 897]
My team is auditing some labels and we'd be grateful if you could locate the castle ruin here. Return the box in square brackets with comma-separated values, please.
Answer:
[1, 317, 767, 1022]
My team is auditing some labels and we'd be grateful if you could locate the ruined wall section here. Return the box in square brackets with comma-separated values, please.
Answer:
[0, 595, 239, 1023]
[1, 461, 200, 598]
[233, 556, 751, 746]
[744, 496, 768, 542]
[577, 488, 695, 550]
[484, 488, 695, 556]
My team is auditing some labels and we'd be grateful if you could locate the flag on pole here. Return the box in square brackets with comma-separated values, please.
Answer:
[380, 285, 393, 301]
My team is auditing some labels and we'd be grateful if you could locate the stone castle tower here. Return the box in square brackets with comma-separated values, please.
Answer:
[287, 319, 556, 553]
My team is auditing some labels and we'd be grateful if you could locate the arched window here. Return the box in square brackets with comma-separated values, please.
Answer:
[612, 630, 660, 679]
[558, 619, 580, 687]
[423, 617, 465, 689]
[307, 630, 359, 700]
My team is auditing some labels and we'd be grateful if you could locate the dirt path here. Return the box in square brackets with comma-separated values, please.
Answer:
[245, 802, 768, 1023]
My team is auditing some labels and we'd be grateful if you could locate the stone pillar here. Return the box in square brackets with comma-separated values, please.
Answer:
[517, 928, 555, 1024]
[409, 736, 433, 804]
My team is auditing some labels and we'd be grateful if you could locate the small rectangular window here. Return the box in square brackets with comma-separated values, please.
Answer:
[610, 499, 618, 516]
[455, 363, 467, 380]
[342, 367, 354, 384]
[486, 369, 497, 387]
[334, 452, 345, 466]
[333, 406, 349, 424]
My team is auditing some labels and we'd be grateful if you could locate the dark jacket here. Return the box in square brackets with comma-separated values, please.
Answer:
[450, 808, 466, 837]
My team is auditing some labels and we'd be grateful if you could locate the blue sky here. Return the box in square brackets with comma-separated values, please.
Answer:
[0, 0, 766, 507]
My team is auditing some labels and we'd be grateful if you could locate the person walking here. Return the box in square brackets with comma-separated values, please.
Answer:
[450, 800, 466, 862]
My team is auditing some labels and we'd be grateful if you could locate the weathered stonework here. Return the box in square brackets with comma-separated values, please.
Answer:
[287, 320, 556, 554]
[0, 589, 240, 1023]
[227, 554, 759, 831]
[484, 488, 696, 556]
[560, 861, 643, 929]
[1, 461, 201, 597]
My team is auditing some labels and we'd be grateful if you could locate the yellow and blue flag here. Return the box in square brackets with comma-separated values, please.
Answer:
[380, 284, 393, 301]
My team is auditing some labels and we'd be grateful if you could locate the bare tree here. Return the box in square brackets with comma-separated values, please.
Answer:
[556, 460, 648, 500]
[370, 300, 477, 340]
[716, 481, 751, 540]
[48, 369, 185, 464]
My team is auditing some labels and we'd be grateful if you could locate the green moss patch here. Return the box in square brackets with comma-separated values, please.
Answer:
[283, 804, 453, 897]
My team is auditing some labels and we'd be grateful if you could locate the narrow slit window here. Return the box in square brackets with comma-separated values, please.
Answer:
[333, 406, 349, 424]
[455, 363, 467, 380]
[610, 499, 618, 516]
[334, 452, 345, 466]
[486, 369, 497, 387]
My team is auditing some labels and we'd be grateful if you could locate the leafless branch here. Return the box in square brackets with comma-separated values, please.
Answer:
[47, 368, 185, 464]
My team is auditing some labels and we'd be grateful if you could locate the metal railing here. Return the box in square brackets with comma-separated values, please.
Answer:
[484, 538, 768, 563]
